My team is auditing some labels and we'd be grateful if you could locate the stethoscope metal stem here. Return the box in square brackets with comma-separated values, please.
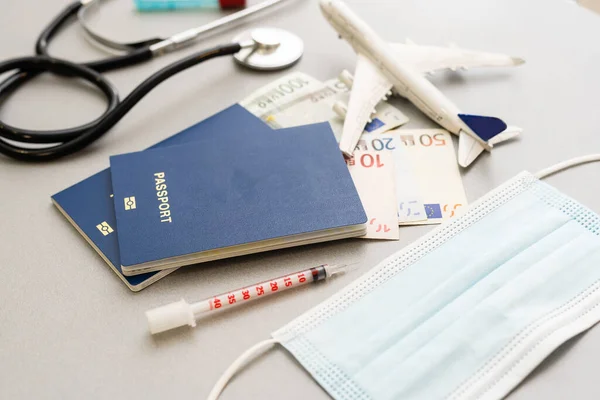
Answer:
[150, 0, 289, 55]
[78, 0, 293, 56]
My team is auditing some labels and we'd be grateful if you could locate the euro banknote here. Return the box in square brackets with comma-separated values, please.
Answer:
[240, 72, 408, 138]
[347, 150, 400, 240]
[358, 130, 468, 225]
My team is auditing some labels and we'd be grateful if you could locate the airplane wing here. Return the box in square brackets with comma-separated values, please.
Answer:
[388, 42, 524, 75]
[339, 54, 394, 156]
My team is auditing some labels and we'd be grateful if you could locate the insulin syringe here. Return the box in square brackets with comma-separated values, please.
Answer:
[146, 264, 349, 334]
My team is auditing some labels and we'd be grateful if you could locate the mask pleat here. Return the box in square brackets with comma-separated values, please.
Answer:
[305, 191, 564, 380]
[273, 174, 600, 400]
[363, 223, 598, 400]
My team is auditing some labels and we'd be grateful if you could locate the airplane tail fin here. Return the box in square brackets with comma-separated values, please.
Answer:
[458, 114, 507, 142]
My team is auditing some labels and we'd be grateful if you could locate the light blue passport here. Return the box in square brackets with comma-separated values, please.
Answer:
[51, 105, 271, 291]
[110, 122, 367, 276]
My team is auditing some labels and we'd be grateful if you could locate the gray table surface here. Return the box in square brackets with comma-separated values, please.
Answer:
[2, 0, 600, 398]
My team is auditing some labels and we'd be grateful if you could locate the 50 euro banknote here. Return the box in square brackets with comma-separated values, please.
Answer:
[358, 130, 468, 225]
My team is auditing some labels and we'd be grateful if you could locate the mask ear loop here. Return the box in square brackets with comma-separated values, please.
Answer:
[535, 154, 600, 179]
[207, 338, 278, 400]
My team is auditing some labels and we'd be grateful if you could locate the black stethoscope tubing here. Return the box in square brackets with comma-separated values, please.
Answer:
[0, 1, 241, 162]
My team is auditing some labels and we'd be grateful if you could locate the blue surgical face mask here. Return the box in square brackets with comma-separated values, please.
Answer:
[209, 159, 600, 400]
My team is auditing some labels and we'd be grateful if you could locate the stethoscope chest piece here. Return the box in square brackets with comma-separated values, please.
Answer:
[233, 28, 303, 71]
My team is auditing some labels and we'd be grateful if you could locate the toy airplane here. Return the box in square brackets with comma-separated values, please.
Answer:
[320, 0, 525, 167]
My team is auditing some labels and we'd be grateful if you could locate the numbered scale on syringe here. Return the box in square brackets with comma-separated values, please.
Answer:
[203, 265, 329, 313]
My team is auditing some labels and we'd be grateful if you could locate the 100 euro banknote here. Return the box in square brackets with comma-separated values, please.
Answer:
[241, 72, 408, 138]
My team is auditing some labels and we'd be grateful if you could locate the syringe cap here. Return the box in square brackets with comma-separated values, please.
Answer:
[146, 299, 196, 335]
[219, 0, 245, 8]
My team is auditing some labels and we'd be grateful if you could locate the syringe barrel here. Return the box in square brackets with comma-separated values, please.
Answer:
[146, 264, 342, 334]
[197, 265, 328, 316]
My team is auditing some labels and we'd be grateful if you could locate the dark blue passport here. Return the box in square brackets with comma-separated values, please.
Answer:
[51, 105, 271, 291]
[110, 122, 367, 276]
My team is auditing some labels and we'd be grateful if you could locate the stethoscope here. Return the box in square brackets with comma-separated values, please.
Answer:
[0, 0, 303, 162]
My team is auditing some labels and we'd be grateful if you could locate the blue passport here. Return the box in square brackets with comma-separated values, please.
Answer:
[110, 122, 367, 276]
[51, 105, 272, 291]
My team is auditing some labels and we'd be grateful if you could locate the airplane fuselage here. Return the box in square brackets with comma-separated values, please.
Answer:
[320, 0, 490, 149]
